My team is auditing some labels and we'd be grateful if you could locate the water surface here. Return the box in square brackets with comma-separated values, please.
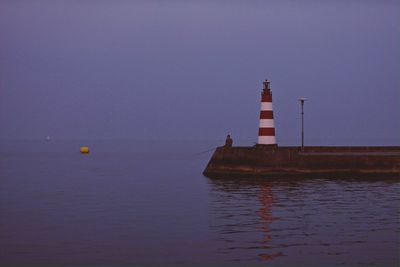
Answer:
[0, 140, 399, 266]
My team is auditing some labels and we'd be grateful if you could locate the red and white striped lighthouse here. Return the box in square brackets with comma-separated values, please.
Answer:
[258, 80, 277, 145]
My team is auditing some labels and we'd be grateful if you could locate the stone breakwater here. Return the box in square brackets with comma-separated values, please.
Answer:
[203, 146, 400, 178]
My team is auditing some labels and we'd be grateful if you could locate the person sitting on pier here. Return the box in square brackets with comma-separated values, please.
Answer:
[225, 134, 233, 147]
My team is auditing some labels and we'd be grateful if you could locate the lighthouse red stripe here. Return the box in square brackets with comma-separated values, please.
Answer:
[260, 111, 274, 119]
[262, 94, 272, 102]
[258, 128, 275, 136]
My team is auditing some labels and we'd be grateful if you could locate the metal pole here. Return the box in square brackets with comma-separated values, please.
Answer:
[301, 102, 304, 151]
[299, 98, 306, 151]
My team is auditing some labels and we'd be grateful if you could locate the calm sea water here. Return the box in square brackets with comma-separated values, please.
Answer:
[0, 140, 399, 266]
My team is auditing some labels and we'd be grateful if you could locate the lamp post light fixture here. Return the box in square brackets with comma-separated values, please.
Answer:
[299, 98, 307, 151]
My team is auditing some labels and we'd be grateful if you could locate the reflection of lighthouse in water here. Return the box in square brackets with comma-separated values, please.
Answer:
[208, 180, 282, 262]
[258, 183, 282, 261]
[259, 184, 274, 241]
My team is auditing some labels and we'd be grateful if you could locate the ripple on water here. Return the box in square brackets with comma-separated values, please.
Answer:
[208, 177, 400, 265]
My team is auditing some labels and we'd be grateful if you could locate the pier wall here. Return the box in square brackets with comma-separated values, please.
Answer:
[203, 146, 400, 178]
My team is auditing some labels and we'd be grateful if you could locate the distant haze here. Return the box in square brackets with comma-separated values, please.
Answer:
[1, 0, 399, 145]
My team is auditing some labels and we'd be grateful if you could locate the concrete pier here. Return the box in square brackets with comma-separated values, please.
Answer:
[203, 146, 400, 178]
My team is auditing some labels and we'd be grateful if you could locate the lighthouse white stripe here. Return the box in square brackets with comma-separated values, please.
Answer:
[258, 136, 277, 145]
[259, 119, 275, 128]
[260, 102, 273, 111]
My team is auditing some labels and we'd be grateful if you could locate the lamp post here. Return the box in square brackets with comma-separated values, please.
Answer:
[299, 98, 307, 151]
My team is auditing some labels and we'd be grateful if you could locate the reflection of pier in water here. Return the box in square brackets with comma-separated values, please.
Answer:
[208, 176, 400, 265]
[208, 178, 283, 262]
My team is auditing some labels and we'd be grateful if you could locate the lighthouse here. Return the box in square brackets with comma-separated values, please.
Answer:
[258, 80, 277, 145]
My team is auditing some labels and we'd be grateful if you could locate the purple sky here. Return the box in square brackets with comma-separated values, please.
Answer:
[1, 0, 399, 145]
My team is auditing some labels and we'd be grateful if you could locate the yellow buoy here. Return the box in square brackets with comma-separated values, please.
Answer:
[80, 146, 89, 154]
